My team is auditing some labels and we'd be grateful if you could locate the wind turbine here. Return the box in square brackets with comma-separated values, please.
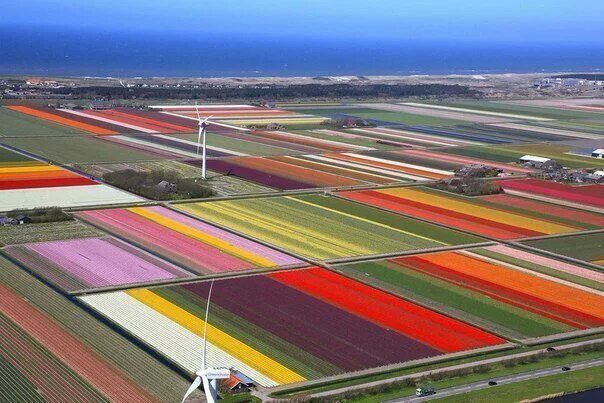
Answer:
[182, 280, 230, 403]
[195, 106, 212, 180]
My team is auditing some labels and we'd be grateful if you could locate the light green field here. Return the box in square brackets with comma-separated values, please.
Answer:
[178, 194, 483, 260]
[291, 129, 396, 150]
[522, 233, 604, 264]
[0, 146, 36, 164]
[528, 119, 604, 132]
[287, 107, 467, 127]
[175, 132, 296, 156]
[0, 221, 102, 246]
[444, 143, 604, 168]
[432, 100, 604, 120]
[0, 107, 87, 137]
[1, 136, 163, 164]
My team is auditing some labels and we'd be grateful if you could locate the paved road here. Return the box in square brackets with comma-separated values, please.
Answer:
[391, 358, 604, 402]
[299, 338, 603, 400]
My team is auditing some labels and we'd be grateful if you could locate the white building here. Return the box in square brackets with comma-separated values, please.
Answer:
[591, 149, 604, 159]
[519, 155, 551, 164]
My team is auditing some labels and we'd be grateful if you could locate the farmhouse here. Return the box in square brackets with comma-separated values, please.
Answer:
[15, 214, 32, 224]
[519, 155, 550, 164]
[223, 371, 255, 392]
[518, 155, 559, 169]
[591, 149, 604, 158]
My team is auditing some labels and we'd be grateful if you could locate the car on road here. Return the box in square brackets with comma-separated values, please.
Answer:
[415, 386, 436, 397]
[546, 347, 556, 352]
[562, 366, 571, 371]
[488, 381, 498, 386]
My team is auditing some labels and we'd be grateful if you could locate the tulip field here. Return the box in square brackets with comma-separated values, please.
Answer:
[0, 256, 188, 401]
[339, 186, 600, 240]
[338, 245, 604, 340]
[497, 178, 604, 211]
[75, 206, 303, 275]
[3, 236, 193, 292]
[0, 145, 142, 211]
[6, 105, 199, 135]
[150, 104, 327, 128]
[177, 194, 485, 260]
[2, 99, 604, 398]
[0, 147, 94, 189]
[80, 267, 505, 387]
[205, 153, 449, 190]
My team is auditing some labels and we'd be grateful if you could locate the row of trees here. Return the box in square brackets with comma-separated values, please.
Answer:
[46, 83, 479, 101]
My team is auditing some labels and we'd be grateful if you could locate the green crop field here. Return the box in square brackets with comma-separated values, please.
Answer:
[0, 221, 103, 246]
[288, 107, 467, 127]
[443, 143, 604, 168]
[441, 145, 520, 163]
[432, 100, 603, 120]
[338, 259, 571, 339]
[503, 143, 604, 168]
[528, 119, 604, 132]
[522, 233, 604, 264]
[291, 130, 396, 150]
[178, 194, 484, 260]
[176, 132, 296, 156]
[0, 146, 36, 163]
[1, 136, 163, 164]
[0, 107, 87, 137]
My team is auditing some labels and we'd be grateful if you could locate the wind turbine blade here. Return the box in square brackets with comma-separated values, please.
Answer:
[202, 375, 217, 403]
[195, 104, 201, 121]
[181, 376, 202, 403]
[202, 115, 213, 124]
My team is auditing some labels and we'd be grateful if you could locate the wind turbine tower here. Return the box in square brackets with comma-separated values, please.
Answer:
[182, 280, 231, 403]
[195, 107, 212, 180]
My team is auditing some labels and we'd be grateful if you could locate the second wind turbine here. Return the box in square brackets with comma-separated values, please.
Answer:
[195, 106, 212, 180]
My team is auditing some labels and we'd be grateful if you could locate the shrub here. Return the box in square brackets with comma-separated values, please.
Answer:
[7, 207, 71, 223]
[102, 169, 214, 200]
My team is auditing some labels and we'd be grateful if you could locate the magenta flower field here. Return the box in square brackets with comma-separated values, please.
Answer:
[4, 237, 193, 292]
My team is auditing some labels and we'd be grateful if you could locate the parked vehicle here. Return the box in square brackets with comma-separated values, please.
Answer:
[415, 386, 436, 397]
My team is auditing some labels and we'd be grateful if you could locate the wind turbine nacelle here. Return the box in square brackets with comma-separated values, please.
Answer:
[205, 368, 231, 380]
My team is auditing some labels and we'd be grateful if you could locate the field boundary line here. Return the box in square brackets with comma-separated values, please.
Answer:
[502, 240, 604, 273]
[323, 242, 496, 265]
[73, 263, 312, 296]
[515, 228, 604, 243]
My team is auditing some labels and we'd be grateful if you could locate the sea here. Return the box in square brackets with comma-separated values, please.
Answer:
[1, 26, 603, 78]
